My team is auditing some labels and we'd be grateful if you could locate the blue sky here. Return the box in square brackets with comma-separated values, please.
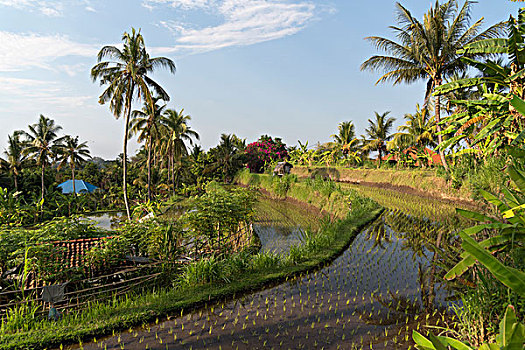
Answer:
[0, 0, 521, 159]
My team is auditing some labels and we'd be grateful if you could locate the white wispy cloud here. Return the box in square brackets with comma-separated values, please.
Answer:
[0, 77, 96, 119]
[0, 31, 98, 72]
[0, 0, 63, 16]
[144, 0, 215, 10]
[146, 0, 321, 54]
[56, 63, 88, 77]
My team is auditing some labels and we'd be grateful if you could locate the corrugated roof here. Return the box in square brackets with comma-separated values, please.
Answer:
[57, 180, 99, 194]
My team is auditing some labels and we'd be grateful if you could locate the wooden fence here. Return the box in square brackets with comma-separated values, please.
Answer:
[0, 222, 253, 321]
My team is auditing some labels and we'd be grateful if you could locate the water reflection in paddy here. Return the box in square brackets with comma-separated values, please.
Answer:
[84, 211, 126, 230]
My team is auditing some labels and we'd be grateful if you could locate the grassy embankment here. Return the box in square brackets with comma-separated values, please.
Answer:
[291, 166, 475, 203]
[1, 174, 381, 350]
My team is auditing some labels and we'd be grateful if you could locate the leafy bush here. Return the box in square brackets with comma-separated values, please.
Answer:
[184, 184, 255, 246]
[251, 252, 281, 270]
[272, 174, 297, 198]
[178, 255, 223, 286]
[305, 176, 340, 197]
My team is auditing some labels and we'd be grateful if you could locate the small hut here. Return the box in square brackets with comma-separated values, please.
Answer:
[273, 162, 293, 176]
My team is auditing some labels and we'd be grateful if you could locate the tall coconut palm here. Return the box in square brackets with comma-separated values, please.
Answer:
[331, 121, 357, 156]
[22, 115, 63, 201]
[91, 28, 176, 219]
[361, 0, 505, 171]
[0, 131, 27, 191]
[389, 104, 436, 150]
[363, 111, 396, 167]
[160, 109, 199, 192]
[130, 96, 167, 201]
[57, 136, 91, 194]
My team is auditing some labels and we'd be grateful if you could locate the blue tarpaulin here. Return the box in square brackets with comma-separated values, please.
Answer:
[57, 180, 99, 194]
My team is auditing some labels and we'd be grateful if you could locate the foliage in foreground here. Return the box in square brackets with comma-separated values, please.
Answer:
[414, 150, 525, 348]
[414, 305, 524, 350]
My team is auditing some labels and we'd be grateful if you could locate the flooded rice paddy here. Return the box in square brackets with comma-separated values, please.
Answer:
[254, 198, 322, 255]
[84, 211, 127, 230]
[74, 189, 460, 350]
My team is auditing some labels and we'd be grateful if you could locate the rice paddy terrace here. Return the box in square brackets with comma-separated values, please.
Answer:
[74, 186, 466, 350]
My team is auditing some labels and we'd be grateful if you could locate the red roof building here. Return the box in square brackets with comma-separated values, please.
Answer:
[379, 147, 442, 166]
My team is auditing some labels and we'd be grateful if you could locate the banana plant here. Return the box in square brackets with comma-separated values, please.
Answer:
[413, 305, 524, 350]
[434, 8, 525, 156]
[415, 147, 525, 350]
[444, 154, 525, 297]
[435, 8, 525, 97]
[435, 88, 517, 157]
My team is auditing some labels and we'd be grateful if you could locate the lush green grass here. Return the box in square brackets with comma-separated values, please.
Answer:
[236, 170, 364, 218]
[339, 182, 474, 226]
[0, 180, 381, 350]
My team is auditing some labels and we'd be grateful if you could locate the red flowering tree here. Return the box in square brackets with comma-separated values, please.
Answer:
[245, 135, 288, 173]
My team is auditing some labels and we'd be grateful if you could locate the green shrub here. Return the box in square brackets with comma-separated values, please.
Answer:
[179, 255, 223, 286]
[251, 252, 281, 271]
[272, 174, 297, 198]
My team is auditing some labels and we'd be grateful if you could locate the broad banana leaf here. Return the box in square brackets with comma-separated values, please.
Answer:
[499, 304, 518, 347]
[501, 188, 520, 208]
[510, 128, 525, 145]
[434, 77, 486, 95]
[505, 67, 525, 83]
[456, 208, 496, 223]
[413, 330, 474, 350]
[479, 190, 510, 214]
[503, 204, 525, 219]
[460, 231, 525, 298]
[436, 134, 466, 151]
[477, 345, 499, 350]
[510, 95, 525, 116]
[473, 119, 503, 142]
[508, 165, 525, 194]
[450, 148, 481, 158]
[428, 333, 449, 350]
[483, 93, 509, 104]
[413, 330, 436, 350]
[457, 38, 509, 55]
[446, 230, 518, 280]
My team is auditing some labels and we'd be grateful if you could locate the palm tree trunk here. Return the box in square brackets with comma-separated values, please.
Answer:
[377, 149, 382, 168]
[434, 81, 449, 171]
[71, 162, 76, 194]
[122, 85, 133, 220]
[14, 174, 18, 191]
[171, 150, 175, 195]
[167, 146, 171, 183]
[147, 133, 152, 201]
[41, 162, 45, 202]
